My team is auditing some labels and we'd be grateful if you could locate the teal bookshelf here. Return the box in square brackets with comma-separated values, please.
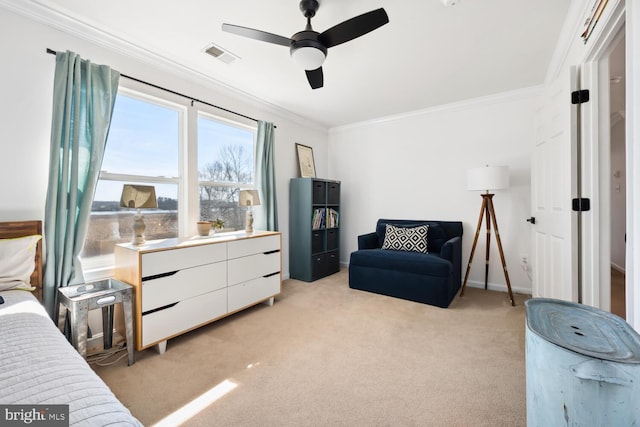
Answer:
[289, 178, 340, 281]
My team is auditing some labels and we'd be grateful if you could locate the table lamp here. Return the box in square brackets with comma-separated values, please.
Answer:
[460, 165, 515, 306]
[120, 184, 158, 245]
[239, 190, 260, 234]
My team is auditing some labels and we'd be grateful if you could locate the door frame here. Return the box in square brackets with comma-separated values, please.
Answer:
[627, 1, 640, 330]
[580, 1, 626, 312]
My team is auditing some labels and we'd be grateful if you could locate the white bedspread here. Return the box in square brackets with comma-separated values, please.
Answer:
[0, 290, 142, 426]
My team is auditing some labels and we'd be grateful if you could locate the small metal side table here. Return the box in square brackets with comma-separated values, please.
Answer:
[57, 278, 135, 365]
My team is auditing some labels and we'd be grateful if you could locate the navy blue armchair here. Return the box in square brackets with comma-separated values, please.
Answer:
[349, 219, 463, 308]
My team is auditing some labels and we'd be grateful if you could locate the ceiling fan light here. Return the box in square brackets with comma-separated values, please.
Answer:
[291, 46, 326, 70]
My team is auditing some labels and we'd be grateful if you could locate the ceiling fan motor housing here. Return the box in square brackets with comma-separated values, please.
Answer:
[300, 0, 320, 18]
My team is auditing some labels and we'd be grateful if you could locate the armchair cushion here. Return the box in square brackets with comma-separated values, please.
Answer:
[351, 249, 452, 277]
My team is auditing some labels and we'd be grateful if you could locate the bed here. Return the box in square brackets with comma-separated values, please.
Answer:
[0, 220, 142, 426]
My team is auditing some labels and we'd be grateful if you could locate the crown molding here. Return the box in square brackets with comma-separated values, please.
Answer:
[0, 0, 328, 133]
[544, 1, 588, 84]
[329, 85, 543, 134]
[544, 0, 625, 84]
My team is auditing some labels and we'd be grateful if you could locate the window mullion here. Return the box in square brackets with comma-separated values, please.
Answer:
[99, 172, 180, 184]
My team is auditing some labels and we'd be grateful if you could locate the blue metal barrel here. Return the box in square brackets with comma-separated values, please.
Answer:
[525, 298, 640, 426]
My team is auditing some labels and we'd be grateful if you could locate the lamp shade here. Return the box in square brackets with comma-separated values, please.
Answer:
[120, 184, 158, 209]
[467, 166, 510, 191]
[239, 189, 261, 207]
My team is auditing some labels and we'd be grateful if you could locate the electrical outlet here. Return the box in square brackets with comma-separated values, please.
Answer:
[521, 255, 529, 272]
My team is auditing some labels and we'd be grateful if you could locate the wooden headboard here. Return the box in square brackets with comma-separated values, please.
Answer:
[0, 221, 43, 301]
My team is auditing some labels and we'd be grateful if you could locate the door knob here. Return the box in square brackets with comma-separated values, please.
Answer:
[526, 217, 536, 224]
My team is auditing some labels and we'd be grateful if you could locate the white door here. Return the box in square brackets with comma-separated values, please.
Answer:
[579, 57, 613, 311]
[531, 67, 579, 301]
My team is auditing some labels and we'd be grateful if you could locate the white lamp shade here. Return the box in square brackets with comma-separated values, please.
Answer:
[239, 189, 261, 207]
[467, 166, 510, 191]
[291, 47, 326, 70]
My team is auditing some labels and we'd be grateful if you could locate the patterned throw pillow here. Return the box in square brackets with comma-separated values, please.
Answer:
[381, 224, 428, 253]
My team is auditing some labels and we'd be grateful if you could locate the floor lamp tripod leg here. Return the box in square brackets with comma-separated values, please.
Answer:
[484, 203, 491, 290]
[487, 198, 515, 306]
[460, 197, 487, 297]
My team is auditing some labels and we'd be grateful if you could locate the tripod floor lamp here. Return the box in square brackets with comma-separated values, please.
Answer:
[460, 165, 515, 306]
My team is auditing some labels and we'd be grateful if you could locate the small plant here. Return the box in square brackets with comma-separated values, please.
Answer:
[212, 218, 224, 229]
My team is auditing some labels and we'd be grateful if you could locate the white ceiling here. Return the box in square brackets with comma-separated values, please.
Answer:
[9, 0, 572, 129]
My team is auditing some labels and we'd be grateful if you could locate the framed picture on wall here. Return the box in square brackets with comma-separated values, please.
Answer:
[296, 143, 316, 178]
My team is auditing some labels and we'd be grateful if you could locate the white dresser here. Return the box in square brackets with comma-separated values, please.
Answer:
[114, 230, 281, 353]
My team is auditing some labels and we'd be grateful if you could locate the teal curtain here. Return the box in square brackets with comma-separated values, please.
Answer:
[43, 51, 120, 317]
[255, 121, 278, 231]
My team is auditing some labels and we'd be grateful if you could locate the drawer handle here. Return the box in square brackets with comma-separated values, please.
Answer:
[264, 249, 280, 255]
[142, 271, 178, 282]
[96, 296, 116, 305]
[142, 302, 179, 316]
[263, 271, 280, 278]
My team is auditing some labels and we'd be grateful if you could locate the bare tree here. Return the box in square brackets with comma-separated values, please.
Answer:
[199, 144, 252, 229]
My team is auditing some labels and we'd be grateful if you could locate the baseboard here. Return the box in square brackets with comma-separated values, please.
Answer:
[611, 263, 626, 274]
[465, 280, 531, 296]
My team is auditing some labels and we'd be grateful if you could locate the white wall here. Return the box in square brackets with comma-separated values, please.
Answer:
[0, 8, 331, 278]
[328, 88, 538, 294]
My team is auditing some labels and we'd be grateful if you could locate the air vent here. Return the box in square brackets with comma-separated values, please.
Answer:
[204, 43, 239, 64]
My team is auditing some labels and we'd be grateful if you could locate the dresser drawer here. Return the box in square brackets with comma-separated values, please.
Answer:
[228, 235, 280, 259]
[228, 251, 280, 286]
[142, 261, 227, 312]
[141, 242, 227, 277]
[141, 288, 227, 347]
[228, 274, 280, 312]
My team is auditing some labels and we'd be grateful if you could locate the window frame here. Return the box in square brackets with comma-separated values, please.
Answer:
[82, 82, 258, 281]
[196, 110, 258, 229]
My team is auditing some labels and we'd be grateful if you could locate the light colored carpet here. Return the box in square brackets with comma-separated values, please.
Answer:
[92, 269, 529, 426]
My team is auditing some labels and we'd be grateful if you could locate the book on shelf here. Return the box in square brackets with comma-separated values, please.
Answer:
[312, 208, 339, 229]
[312, 208, 325, 230]
[327, 208, 339, 228]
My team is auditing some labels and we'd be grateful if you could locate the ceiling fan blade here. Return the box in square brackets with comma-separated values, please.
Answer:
[306, 67, 323, 89]
[318, 8, 389, 48]
[222, 23, 291, 47]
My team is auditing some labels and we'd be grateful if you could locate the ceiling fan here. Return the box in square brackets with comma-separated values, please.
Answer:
[222, 0, 389, 89]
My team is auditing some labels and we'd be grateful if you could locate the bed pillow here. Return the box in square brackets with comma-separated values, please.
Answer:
[0, 234, 41, 291]
[381, 224, 428, 253]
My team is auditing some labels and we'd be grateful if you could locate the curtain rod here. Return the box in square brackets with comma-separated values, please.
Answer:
[46, 48, 272, 127]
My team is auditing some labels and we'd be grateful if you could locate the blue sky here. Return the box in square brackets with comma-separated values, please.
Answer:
[95, 94, 254, 202]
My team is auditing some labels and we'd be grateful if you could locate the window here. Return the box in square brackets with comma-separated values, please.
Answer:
[81, 90, 183, 273]
[197, 113, 256, 230]
[80, 85, 257, 278]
